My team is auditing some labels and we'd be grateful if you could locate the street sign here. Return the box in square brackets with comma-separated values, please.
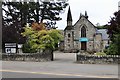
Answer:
[5, 43, 17, 53]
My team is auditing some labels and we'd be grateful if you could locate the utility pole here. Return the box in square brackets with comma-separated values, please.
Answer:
[0, 1, 2, 54]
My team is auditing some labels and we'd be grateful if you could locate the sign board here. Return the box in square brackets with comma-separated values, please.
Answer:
[79, 38, 89, 42]
[5, 48, 16, 53]
[5, 43, 16, 47]
[18, 44, 23, 48]
[5, 43, 17, 53]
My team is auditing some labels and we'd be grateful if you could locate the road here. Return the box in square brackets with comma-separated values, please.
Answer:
[1, 52, 119, 78]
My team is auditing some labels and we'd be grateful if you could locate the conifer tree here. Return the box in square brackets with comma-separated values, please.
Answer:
[106, 10, 120, 55]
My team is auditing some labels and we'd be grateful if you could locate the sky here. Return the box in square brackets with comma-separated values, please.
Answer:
[56, 0, 120, 30]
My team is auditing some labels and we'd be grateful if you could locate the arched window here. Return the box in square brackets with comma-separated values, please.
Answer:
[68, 33, 71, 37]
[81, 26, 86, 37]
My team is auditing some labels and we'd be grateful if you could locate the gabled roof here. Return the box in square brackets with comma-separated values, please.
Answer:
[73, 15, 96, 28]
[64, 25, 73, 31]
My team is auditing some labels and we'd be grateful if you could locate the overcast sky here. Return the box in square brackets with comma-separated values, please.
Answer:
[56, 0, 120, 29]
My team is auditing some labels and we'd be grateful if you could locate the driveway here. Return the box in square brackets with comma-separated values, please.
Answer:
[53, 52, 76, 63]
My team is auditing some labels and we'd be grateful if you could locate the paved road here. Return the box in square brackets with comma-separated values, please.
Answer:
[1, 52, 118, 78]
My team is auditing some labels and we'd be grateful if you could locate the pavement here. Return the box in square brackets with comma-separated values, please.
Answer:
[1, 52, 119, 78]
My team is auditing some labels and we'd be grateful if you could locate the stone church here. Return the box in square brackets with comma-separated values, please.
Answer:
[62, 7, 109, 53]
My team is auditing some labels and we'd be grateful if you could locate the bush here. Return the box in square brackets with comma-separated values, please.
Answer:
[22, 25, 63, 53]
[22, 43, 37, 53]
[104, 43, 118, 55]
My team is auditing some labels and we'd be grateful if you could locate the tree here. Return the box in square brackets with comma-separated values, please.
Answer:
[2, 0, 68, 28]
[31, 22, 46, 31]
[107, 11, 120, 41]
[106, 10, 120, 55]
[2, 0, 68, 48]
[22, 24, 63, 53]
[2, 1, 28, 45]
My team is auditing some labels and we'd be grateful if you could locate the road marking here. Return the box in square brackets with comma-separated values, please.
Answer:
[0, 69, 117, 78]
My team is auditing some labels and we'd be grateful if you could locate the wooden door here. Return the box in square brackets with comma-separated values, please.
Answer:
[81, 42, 87, 50]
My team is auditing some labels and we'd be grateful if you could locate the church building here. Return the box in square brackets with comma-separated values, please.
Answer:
[63, 7, 109, 53]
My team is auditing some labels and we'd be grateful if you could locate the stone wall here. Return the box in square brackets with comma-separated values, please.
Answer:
[2, 51, 53, 62]
[76, 53, 120, 64]
[94, 34, 103, 52]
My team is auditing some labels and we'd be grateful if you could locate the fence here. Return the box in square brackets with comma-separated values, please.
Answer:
[76, 53, 120, 64]
[2, 51, 53, 62]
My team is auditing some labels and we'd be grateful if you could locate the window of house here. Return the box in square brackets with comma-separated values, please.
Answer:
[81, 26, 86, 37]
[68, 33, 71, 37]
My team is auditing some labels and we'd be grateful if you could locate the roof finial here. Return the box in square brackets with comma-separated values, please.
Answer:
[79, 13, 82, 18]
[85, 11, 88, 19]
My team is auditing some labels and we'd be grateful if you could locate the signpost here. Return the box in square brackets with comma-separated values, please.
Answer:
[5, 43, 17, 53]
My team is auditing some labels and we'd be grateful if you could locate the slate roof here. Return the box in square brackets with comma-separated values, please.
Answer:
[67, 6, 72, 21]
[96, 29, 109, 40]
[64, 26, 73, 30]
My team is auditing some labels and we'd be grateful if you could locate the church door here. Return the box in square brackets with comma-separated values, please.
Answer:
[81, 42, 87, 50]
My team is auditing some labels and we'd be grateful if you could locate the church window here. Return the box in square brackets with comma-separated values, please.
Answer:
[81, 26, 86, 37]
[68, 33, 71, 37]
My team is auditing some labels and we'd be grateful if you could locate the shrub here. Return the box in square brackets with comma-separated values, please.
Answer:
[21, 23, 63, 53]
[22, 43, 37, 53]
[105, 43, 118, 55]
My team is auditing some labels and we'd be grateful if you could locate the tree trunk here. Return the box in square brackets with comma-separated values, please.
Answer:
[51, 50, 53, 61]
